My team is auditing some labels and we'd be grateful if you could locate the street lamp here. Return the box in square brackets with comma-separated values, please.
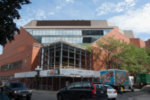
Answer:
[35, 66, 42, 76]
[35, 66, 42, 90]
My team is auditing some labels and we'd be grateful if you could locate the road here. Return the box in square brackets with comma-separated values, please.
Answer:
[31, 90, 150, 100]
[31, 90, 57, 100]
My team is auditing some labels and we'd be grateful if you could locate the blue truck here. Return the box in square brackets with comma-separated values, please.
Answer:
[100, 69, 134, 92]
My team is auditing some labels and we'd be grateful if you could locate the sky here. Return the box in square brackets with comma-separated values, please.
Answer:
[0, 0, 150, 54]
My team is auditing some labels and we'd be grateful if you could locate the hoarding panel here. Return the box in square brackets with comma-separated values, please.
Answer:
[115, 70, 129, 86]
[100, 70, 115, 85]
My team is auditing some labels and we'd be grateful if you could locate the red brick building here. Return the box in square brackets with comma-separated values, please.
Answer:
[0, 27, 41, 80]
[145, 39, 150, 48]
[130, 38, 146, 48]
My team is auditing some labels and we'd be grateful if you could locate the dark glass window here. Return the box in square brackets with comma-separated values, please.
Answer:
[82, 82, 91, 89]
[10, 83, 26, 88]
[34, 36, 42, 42]
[82, 30, 103, 35]
[83, 37, 92, 43]
[1, 61, 22, 72]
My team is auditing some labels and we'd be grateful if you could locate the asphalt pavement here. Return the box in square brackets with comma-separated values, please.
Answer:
[1, 89, 149, 100]
[31, 89, 150, 100]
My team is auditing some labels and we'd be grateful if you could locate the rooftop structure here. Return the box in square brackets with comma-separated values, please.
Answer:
[24, 20, 115, 44]
[123, 30, 135, 38]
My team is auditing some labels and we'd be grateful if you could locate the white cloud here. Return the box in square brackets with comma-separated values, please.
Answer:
[56, 6, 62, 10]
[108, 3, 150, 34]
[92, 0, 99, 4]
[96, 0, 136, 16]
[65, 0, 74, 3]
[16, 9, 47, 26]
[36, 9, 46, 19]
[48, 12, 55, 15]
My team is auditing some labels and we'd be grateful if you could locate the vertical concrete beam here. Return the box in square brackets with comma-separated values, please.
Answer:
[54, 45, 56, 69]
[68, 46, 70, 68]
[41, 48, 44, 69]
[60, 43, 63, 68]
[74, 48, 76, 68]
[79, 49, 81, 69]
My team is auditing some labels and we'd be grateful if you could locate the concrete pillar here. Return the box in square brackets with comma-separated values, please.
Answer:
[47, 47, 50, 70]
[79, 49, 81, 69]
[60, 43, 63, 68]
[41, 48, 44, 69]
[54, 45, 56, 69]
[68, 46, 70, 68]
[74, 48, 76, 68]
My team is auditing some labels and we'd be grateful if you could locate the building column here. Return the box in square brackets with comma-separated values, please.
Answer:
[74, 48, 76, 68]
[54, 45, 56, 69]
[85, 51, 87, 69]
[68, 46, 70, 68]
[47, 47, 50, 70]
[41, 48, 44, 69]
[60, 43, 63, 68]
[79, 49, 81, 69]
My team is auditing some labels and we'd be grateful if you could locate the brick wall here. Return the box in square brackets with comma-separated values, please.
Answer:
[91, 27, 130, 71]
[0, 27, 41, 77]
[130, 38, 146, 48]
[145, 39, 150, 48]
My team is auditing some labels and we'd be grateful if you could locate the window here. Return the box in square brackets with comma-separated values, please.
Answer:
[82, 82, 91, 89]
[1, 60, 22, 72]
[82, 30, 103, 36]
[83, 37, 92, 43]
[67, 83, 75, 90]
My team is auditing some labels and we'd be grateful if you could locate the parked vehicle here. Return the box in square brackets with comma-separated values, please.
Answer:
[57, 82, 108, 100]
[95, 84, 117, 100]
[136, 73, 150, 88]
[136, 73, 150, 84]
[3, 81, 32, 100]
[100, 69, 134, 92]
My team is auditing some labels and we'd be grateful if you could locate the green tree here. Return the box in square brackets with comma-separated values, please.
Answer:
[145, 48, 150, 71]
[95, 37, 126, 69]
[117, 44, 149, 74]
[82, 43, 93, 52]
[0, 0, 30, 46]
[92, 36, 149, 74]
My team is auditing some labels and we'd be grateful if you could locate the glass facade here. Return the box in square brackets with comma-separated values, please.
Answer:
[41, 42, 92, 70]
[26, 29, 111, 44]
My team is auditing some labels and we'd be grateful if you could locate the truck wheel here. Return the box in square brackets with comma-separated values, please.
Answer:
[131, 88, 134, 92]
[27, 97, 31, 100]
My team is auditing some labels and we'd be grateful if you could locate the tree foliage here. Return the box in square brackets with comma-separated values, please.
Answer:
[116, 44, 150, 74]
[0, 0, 30, 46]
[93, 36, 150, 74]
[82, 43, 93, 52]
[96, 37, 126, 69]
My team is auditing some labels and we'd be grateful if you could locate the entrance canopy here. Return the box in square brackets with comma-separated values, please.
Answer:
[14, 68, 100, 78]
